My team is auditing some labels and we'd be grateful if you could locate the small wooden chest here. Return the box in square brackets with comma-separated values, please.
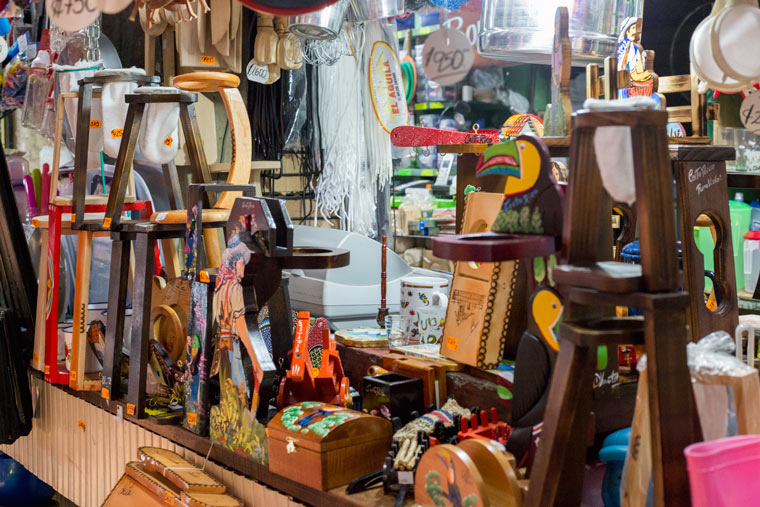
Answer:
[267, 402, 392, 490]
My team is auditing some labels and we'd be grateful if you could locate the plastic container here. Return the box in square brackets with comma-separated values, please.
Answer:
[685, 435, 760, 507]
[744, 230, 760, 293]
[730, 200, 753, 290]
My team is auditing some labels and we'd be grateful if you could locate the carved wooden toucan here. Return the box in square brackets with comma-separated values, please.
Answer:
[475, 135, 564, 243]
[506, 287, 563, 464]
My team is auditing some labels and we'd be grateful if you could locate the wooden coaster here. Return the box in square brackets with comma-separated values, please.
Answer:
[334, 328, 388, 348]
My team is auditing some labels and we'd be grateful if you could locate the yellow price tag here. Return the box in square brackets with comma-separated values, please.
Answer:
[45, 365, 50, 375]
[164, 136, 173, 147]
[89, 120, 101, 129]
[200, 55, 215, 65]
[103, 217, 112, 228]
[70, 370, 77, 382]
[111, 128, 123, 138]
[126, 403, 136, 416]
[446, 336, 459, 352]
[101, 387, 110, 400]
[187, 413, 197, 425]
[200, 270, 210, 283]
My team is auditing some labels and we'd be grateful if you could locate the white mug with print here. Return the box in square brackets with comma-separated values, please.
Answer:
[400, 275, 450, 344]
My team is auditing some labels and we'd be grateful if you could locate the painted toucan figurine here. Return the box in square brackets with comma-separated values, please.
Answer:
[475, 135, 564, 245]
[506, 286, 563, 465]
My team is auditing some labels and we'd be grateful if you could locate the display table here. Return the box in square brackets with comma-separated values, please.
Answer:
[1, 343, 636, 506]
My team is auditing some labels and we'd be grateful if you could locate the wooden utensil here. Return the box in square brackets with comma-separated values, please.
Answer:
[376, 235, 389, 328]
[275, 16, 303, 70]
[254, 13, 278, 65]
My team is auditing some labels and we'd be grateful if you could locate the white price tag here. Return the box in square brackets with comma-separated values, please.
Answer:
[397, 471, 414, 485]
[741, 90, 760, 135]
[246, 60, 270, 84]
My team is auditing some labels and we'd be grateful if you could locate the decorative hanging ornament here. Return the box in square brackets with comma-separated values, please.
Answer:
[237, 0, 339, 16]
[421, 27, 473, 86]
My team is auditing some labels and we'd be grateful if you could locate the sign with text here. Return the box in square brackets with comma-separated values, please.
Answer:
[422, 28, 473, 86]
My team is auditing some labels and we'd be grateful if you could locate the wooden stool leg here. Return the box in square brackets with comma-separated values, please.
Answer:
[102, 237, 131, 401]
[105, 103, 146, 229]
[525, 340, 596, 506]
[72, 83, 93, 228]
[45, 204, 67, 384]
[644, 307, 698, 507]
[69, 230, 94, 390]
[32, 228, 49, 371]
[126, 232, 156, 418]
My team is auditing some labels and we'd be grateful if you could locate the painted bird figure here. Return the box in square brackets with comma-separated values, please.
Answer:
[475, 135, 564, 242]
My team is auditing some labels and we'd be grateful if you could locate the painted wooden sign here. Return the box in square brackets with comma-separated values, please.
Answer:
[616, 18, 655, 99]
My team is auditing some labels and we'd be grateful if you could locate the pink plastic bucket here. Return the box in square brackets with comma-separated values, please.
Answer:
[685, 435, 760, 507]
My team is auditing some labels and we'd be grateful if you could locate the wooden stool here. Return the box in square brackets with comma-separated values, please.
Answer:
[530, 109, 700, 506]
[44, 91, 153, 387]
[161, 71, 253, 269]
[103, 87, 213, 276]
[101, 183, 256, 418]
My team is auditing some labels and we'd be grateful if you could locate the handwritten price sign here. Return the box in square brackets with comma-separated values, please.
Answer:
[741, 91, 760, 135]
[46, 0, 98, 32]
[422, 28, 473, 87]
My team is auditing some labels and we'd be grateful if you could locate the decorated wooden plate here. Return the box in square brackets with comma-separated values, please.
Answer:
[414, 444, 488, 507]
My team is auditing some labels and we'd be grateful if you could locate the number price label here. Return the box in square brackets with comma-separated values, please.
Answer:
[741, 91, 760, 135]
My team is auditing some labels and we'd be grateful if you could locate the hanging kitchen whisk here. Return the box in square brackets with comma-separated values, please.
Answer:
[299, 22, 364, 66]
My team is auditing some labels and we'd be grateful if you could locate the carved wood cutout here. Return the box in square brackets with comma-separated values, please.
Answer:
[546, 7, 571, 137]
[673, 147, 738, 341]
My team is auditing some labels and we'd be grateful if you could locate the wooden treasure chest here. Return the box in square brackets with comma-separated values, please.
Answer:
[268, 401, 392, 490]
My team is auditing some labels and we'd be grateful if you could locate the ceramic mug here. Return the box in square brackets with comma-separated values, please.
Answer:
[400, 275, 450, 344]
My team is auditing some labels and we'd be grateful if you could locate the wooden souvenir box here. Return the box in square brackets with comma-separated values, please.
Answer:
[268, 401, 392, 491]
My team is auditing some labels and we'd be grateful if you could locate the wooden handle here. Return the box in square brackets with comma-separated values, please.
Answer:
[381, 235, 387, 308]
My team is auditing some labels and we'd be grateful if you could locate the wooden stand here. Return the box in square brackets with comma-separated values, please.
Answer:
[672, 145, 739, 340]
[528, 109, 700, 506]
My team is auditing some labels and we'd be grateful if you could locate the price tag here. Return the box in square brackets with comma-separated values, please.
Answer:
[164, 136, 173, 147]
[422, 28, 474, 86]
[398, 471, 414, 484]
[199, 270, 210, 283]
[246, 59, 270, 84]
[435, 153, 454, 186]
[89, 120, 101, 129]
[111, 128, 123, 138]
[126, 403, 136, 416]
[187, 412, 197, 425]
[102, 217, 111, 228]
[70, 370, 77, 382]
[740, 90, 760, 135]
[200, 55, 215, 65]
[45, 0, 99, 32]
[101, 387, 110, 399]
[446, 336, 459, 351]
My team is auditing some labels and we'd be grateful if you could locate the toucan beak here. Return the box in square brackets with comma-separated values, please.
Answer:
[476, 154, 521, 178]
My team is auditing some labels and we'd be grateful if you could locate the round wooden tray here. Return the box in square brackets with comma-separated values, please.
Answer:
[433, 232, 557, 262]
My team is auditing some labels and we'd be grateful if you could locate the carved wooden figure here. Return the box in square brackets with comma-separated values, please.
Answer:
[277, 311, 351, 408]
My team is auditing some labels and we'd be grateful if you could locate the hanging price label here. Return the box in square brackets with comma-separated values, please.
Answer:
[246, 59, 270, 84]
[200, 55, 215, 65]
[422, 28, 474, 87]
[45, 0, 99, 32]
[89, 119, 101, 129]
[740, 90, 760, 135]
[164, 136, 173, 147]
[111, 128, 123, 138]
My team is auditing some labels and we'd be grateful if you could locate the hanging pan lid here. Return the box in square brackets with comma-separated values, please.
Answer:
[238, 0, 339, 16]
